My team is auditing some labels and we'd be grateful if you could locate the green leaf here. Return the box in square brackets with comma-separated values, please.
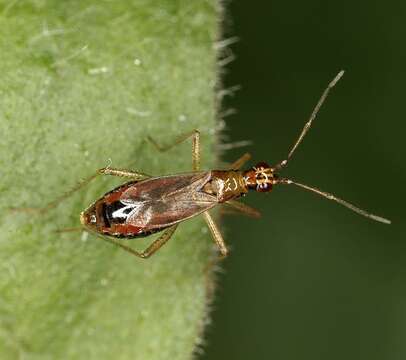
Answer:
[0, 1, 221, 358]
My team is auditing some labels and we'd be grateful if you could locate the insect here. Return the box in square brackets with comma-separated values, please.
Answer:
[15, 71, 390, 259]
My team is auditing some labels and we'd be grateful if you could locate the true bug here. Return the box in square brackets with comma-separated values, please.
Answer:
[15, 71, 390, 259]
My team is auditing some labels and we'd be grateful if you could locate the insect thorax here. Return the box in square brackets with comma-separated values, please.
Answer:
[203, 170, 248, 202]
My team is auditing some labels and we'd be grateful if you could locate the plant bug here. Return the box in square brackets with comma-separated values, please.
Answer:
[15, 71, 390, 259]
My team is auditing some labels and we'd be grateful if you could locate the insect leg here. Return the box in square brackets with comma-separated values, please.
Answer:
[10, 171, 101, 214]
[223, 200, 261, 218]
[11, 167, 150, 214]
[138, 225, 178, 258]
[99, 167, 150, 179]
[147, 129, 201, 171]
[203, 211, 228, 257]
[98, 225, 178, 259]
[55, 227, 84, 233]
[228, 152, 251, 170]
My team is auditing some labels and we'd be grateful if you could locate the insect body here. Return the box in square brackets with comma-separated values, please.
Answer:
[81, 173, 220, 238]
[81, 167, 269, 239]
[16, 71, 391, 259]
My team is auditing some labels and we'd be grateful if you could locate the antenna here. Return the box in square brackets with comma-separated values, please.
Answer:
[277, 178, 391, 224]
[275, 70, 345, 170]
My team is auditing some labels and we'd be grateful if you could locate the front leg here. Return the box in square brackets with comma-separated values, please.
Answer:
[228, 152, 251, 170]
[223, 200, 261, 218]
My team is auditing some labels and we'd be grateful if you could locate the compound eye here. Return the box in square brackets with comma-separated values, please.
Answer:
[256, 182, 272, 192]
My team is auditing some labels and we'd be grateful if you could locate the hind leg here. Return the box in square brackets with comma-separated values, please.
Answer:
[98, 225, 178, 259]
[10, 167, 150, 214]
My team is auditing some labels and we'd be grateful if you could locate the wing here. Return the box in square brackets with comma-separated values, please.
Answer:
[104, 172, 218, 232]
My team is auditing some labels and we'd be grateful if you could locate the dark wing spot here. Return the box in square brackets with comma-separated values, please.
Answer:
[103, 201, 131, 226]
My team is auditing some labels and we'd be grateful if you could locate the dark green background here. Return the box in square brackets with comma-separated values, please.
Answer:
[204, 1, 405, 360]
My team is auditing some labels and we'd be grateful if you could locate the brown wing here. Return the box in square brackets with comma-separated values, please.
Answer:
[110, 172, 217, 232]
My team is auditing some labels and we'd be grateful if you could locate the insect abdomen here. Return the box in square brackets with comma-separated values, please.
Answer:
[100, 200, 167, 239]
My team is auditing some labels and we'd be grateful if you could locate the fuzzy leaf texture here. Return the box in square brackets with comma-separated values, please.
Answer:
[0, 1, 221, 359]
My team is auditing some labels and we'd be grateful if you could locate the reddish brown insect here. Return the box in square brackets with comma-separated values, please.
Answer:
[16, 71, 390, 259]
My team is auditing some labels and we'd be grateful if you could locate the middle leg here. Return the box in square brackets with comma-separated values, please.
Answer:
[147, 129, 201, 171]
[203, 211, 228, 257]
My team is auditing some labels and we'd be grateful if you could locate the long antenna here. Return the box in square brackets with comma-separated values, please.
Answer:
[275, 70, 345, 170]
[277, 178, 391, 224]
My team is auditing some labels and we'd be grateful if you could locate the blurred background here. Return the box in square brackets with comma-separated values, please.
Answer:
[203, 1, 405, 359]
